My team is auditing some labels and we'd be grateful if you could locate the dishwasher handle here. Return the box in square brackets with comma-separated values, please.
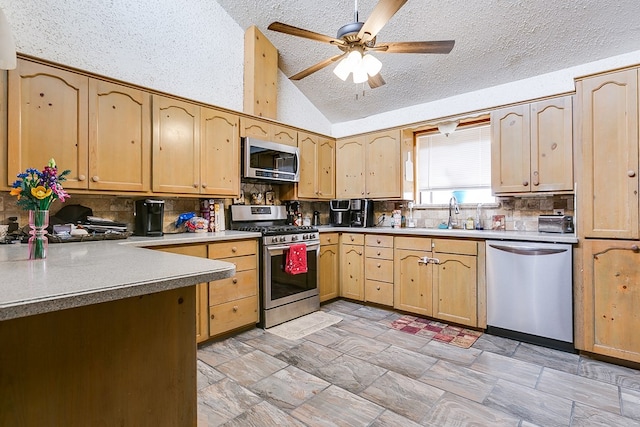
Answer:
[489, 244, 568, 256]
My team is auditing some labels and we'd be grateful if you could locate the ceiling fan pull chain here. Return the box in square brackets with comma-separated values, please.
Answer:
[354, 0, 359, 22]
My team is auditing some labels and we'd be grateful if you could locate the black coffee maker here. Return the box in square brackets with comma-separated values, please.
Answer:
[350, 199, 374, 227]
[134, 199, 165, 236]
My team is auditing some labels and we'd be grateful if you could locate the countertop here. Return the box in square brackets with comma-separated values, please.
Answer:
[316, 225, 578, 244]
[0, 230, 261, 322]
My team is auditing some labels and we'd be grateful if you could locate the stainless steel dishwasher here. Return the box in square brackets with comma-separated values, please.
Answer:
[486, 240, 574, 351]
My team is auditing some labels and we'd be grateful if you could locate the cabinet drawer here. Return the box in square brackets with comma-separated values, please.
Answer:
[365, 234, 394, 248]
[433, 239, 478, 255]
[365, 246, 394, 260]
[223, 255, 257, 273]
[365, 280, 393, 306]
[208, 239, 257, 259]
[395, 236, 432, 251]
[209, 269, 257, 305]
[209, 295, 258, 337]
[342, 233, 364, 245]
[320, 233, 340, 246]
[365, 257, 394, 283]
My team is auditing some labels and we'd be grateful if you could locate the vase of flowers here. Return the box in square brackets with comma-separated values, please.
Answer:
[10, 159, 70, 260]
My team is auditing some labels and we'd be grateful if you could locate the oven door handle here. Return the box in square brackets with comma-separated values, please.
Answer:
[266, 242, 320, 252]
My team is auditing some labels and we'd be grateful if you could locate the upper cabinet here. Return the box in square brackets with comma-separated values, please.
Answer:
[240, 117, 297, 146]
[491, 96, 573, 194]
[336, 129, 402, 199]
[297, 132, 335, 199]
[576, 69, 639, 239]
[200, 108, 240, 196]
[8, 59, 89, 189]
[152, 95, 240, 196]
[88, 79, 151, 192]
[8, 59, 151, 192]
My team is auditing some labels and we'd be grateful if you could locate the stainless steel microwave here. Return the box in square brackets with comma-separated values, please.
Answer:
[243, 137, 300, 183]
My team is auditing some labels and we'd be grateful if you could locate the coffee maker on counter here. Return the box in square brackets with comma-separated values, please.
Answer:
[134, 199, 165, 236]
[329, 199, 350, 227]
[350, 199, 374, 227]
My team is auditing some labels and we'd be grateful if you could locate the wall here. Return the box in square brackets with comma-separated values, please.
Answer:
[0, 0, 332, 136]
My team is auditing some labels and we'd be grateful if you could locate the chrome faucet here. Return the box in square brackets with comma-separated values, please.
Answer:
[447, 196, 460, 229]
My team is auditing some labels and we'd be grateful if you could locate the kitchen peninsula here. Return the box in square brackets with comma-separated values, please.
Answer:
[0, 240, 236, 426]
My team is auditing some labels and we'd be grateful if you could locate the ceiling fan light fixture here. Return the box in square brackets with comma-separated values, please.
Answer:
[362, 53, 382, 76]
[333, 57, 352, 81]
[352, 66, 368, 84]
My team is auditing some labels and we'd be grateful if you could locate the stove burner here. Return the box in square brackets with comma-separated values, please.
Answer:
[236, 225, 318, 236]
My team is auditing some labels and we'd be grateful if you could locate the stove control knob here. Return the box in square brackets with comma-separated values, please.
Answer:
[291, 235, 298, 241]
[280, 236, 286, 242]
[309, 233, 316, 239]
[271, 237, 278, 244]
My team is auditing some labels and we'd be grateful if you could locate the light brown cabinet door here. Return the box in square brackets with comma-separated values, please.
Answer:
[240, 116, 270, 139]
[155, 244, 209, 343]
[201, 108, 240, 196]
[365, 129, 401, 198]
[317, 137, 336, 199]
[530, 96, 573, 192]
[577, 69, 639, 239]
[8, 59, 88, 189]
[340, 243, 364, 301]
[297, 132, 318, 198]
[394, 249, 432, 316]
[582, 239, 640, 362]
[88, 79, 151, 191]
[432, 252, 477, 327]
[272, 125, 297, 147]
[491, 104, 531, 193]
[319, 243, 339, 302]
[336, 136, 365, 198]
[152, 95, 201, 194]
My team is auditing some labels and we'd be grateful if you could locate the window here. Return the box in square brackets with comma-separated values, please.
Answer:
[416, 124, 494, 205]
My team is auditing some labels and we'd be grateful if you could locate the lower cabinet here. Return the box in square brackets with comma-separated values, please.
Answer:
[208, 239, 259, 337]
[364, 234, 394, 306]
[393, 236, 482, 327]
[581, 239, 640, 362]
[154, 244, 209, 343]
[340, 233, 365, 301]
[154, 238, 259, 344]
[319, 233, 340, 302]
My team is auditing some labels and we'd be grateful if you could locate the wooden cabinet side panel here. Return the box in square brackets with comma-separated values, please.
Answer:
[88, 79, 151, 191]
[152, 95, 201, 194]
[317, 137, 336, 199]
[297, 132, 318, 198]
[8, 59, 89, 189]
[201, 108, 240, 196]
[577, 70, 639, 239]
[530, 96, 574, 192]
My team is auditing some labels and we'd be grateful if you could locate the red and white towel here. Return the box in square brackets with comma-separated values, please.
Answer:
[284, 243, 308, 275]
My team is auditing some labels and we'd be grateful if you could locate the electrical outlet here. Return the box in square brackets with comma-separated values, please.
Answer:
[554, 209, 565, 216]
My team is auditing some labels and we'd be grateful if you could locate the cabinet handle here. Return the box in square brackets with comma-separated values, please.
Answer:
[628, 170, 636, 178]
[376, 286, 381, 291]
[210, 314, 215, 320]
[522, 180, 529, 186]
[377, 239, 381, 244]
[632, 245, 639, 252]
[232, 278, 238, 284]
[377, 263, 381, 268]
[377, 251, 381, 256]
[233, 305, 238, 312]
[78, 174, 86, 181]
[202, 183, 207, 188]
[532, 171, 539, 186]
[361, 192, 365, 195]
[318, 191, 323, 195]
[350, 236, 354, 241]
[231, 246, 237, 253]
[193, 183, 198, 188]
[91, 175, 99, 182]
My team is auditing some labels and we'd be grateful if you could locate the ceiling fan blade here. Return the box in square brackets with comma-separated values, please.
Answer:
[268, 22, 346, 46]
[368, 73, 386, 89]
[357, 0, 408, 43]
[289, 53, 347, 80]
[374, 40, 455, 54]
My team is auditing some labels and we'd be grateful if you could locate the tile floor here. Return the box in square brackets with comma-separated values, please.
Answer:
[197, 300, 640, 426]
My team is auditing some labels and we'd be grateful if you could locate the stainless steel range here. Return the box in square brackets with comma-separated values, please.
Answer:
[230, 205, 320, 328]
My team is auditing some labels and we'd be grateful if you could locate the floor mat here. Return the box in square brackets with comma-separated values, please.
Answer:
[390, 315, 482, 349]
[266, 311, 342, 341]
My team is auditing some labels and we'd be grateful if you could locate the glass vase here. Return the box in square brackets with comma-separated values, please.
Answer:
[28, 209, 49, 260]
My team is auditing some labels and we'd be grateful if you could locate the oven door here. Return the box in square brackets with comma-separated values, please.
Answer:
[263, 242, 319, 309]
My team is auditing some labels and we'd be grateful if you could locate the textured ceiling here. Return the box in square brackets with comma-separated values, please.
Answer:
[215, 0, 640, 124]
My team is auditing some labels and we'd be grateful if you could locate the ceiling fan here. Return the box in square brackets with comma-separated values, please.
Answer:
[267, 0, 455, 89]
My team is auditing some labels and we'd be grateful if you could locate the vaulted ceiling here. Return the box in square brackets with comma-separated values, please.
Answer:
[215, 0, 640, 124]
